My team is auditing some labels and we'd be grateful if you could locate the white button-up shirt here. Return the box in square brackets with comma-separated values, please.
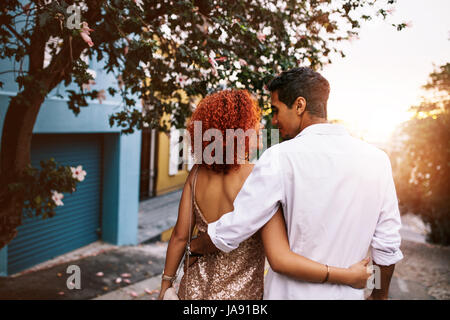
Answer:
[207, 123, 403, 300]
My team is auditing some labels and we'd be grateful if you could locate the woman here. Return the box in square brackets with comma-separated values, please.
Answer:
[159, 90, 370, 300]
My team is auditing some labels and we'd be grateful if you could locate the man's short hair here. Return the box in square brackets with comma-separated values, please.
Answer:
[267, 67, 330, 118]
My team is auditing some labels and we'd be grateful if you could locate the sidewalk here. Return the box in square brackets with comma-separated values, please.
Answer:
[138, 190, 182, 243]
[1, 193, 448, 300]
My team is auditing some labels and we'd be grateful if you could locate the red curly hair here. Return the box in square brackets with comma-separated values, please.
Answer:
[187, 89, 261, 173]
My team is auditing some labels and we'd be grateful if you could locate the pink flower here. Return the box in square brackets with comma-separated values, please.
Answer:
[124, 46, 129, 55]
[348, 34, 360, 43]
[51, 190, 64, 207]
[386, 8, 396, 15]
[239, 59, 248, 66]
[405, 21, 413, 28]
[175, 74, 188, 88]
[208, 55, 218, 77]
[97, 89, 106, 104]
[129, 291, 138, 297]
[80, 22, 94, 47]
[82, 79, 96, 91]
[71, 165, 87, 182]
[256, 32, 266, 42]
[215, 56, 227, 62]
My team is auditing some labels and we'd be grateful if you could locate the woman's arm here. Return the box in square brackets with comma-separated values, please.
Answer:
[158, 166, 197, 299]
[261, 207, 371, 289]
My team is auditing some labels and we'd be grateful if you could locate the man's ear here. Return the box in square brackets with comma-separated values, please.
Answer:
[294, 96, 306, 116]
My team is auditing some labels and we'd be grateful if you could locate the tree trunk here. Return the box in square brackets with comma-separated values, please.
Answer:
[0, 90, 46, 250]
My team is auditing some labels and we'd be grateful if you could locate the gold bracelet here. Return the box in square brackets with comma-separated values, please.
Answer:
[322, 265, 330, 283]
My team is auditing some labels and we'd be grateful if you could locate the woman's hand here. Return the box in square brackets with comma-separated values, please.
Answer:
[347, 257, 372, 289]
[158, 280, 173, 300]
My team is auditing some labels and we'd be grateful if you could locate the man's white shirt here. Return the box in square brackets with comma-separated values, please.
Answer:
[207, 123, 403, 300]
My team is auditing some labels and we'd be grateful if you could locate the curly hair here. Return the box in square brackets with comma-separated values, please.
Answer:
[187, 89, 261, 174]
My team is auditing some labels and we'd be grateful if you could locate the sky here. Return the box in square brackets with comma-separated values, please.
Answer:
[321, 0, 450, 144]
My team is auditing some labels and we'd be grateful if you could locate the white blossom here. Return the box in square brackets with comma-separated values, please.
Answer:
[51, 190, 64, 207]
[71, 165, 87, 182]
[229, 72, 239, 82]
[260, 55, 270, 64]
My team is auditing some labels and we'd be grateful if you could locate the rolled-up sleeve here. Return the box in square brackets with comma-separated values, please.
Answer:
[208, 145, 284, 252]
[371, 156, 404, 266]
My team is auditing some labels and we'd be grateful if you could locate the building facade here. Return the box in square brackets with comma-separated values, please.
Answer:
[0, 55, 141, 276]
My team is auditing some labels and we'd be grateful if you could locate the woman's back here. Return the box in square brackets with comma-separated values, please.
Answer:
[178, 165, 265, 300]
[195, 164, 254, 223]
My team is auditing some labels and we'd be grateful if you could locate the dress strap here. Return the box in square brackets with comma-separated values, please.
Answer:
[191, 165, 200, 204]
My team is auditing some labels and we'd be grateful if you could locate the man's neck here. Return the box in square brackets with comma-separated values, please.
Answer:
[297, 116, 327, 136]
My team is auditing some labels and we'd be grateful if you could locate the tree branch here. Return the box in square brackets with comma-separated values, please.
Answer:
[5, 24, 30, 50]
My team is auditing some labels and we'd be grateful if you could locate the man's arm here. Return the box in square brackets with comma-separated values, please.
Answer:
[368, 264, 395, 300]
[369, 154, 403, 300]
[206, 144, 285, 253]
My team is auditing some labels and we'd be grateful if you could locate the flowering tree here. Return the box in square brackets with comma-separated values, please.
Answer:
[392, 63, 450, 245]
[0, 0, 404, 249]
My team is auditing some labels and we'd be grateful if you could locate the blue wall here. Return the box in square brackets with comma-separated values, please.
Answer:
[0, 53, 142, 275]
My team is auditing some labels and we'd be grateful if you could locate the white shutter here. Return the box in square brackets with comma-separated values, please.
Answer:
[169, 127, 180, 176]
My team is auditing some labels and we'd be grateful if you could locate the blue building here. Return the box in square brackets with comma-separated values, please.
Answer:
[0, 52, 142, 276]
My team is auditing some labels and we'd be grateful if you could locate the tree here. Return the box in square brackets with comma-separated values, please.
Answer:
[392, 63, 450, 245]
[0, 0, 403, 249]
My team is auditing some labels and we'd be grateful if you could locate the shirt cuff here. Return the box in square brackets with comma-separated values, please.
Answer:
[207, 220, 236, 253]
[371, 248, 404, 266]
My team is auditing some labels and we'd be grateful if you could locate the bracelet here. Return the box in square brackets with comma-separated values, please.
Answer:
[322, 265, 330, 283]
[162, 273, 176, 282]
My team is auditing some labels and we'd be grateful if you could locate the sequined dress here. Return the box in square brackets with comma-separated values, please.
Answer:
[178, 168, 265, 300]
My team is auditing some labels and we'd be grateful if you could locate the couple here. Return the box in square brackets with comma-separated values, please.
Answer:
[159, 67, 403, 300]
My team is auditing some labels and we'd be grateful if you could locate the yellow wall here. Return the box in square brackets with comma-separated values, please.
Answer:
[155, 130, 189, 195]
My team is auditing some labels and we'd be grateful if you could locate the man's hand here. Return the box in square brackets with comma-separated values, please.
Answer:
[190, 232, 219, 256]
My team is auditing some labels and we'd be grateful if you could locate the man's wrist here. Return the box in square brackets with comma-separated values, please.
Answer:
[370, 289, 388, 300]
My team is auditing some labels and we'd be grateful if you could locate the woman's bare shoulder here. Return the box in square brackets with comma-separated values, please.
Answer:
[238, 163, 255, 179]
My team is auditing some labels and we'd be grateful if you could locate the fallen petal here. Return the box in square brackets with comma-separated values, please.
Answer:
[58, 291, 65, 295]
[123, 279, 131, 284]
[96, 272, 104, 277]
[129, 291, 138, 297]
[115, 277, 122, 284]
[121, 273, 131, 278]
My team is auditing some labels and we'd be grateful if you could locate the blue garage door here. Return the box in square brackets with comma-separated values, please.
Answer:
[7, 134, 103, 274]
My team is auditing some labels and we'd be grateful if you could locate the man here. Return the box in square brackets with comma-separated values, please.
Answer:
[190, 67, 403, 299]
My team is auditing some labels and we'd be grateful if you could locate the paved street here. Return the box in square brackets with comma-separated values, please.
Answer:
[138, 190, 182, 243]
[0, 195, 448, 300]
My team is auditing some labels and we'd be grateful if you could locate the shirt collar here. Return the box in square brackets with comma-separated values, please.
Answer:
[294, 123, 349, 139]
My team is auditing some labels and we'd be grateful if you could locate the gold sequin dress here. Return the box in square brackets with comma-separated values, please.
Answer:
[178, 168, 265, 300]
